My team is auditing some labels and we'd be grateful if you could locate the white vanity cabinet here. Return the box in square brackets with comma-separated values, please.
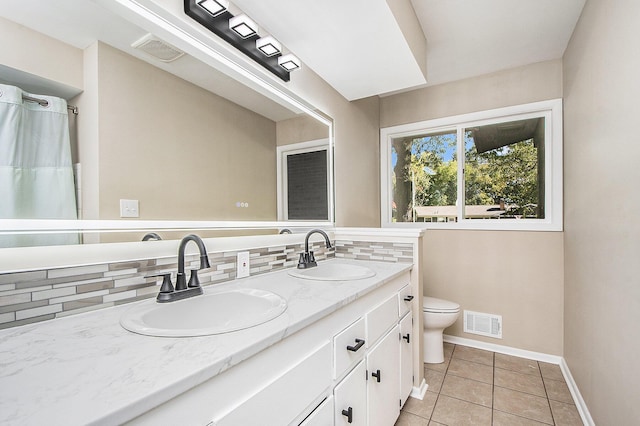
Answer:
[333, 283, 414, 426]
[334, 360, 367, 425]
[399, 312, 413, 407]
[126, 269, 413, 426]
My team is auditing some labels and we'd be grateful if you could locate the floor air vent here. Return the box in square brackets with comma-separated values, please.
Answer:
[463, 310, 502, 338]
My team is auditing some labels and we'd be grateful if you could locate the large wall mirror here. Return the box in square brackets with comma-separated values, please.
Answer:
[0, 0, 334, 247]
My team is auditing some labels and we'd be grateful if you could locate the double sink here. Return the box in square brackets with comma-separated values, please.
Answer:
[120, 262, 375, 337]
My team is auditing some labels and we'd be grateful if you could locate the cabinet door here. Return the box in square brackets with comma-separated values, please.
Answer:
[366, 325, 400, 426]
[334, 361, 367, 426]
[399, 312, 413, 406]
[299, 396, 334, 426]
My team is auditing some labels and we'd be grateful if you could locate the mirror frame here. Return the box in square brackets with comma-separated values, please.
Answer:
[0, 0, 335, 237]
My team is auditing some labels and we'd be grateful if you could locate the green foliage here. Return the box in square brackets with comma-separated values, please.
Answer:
[392, 133, 540, 220]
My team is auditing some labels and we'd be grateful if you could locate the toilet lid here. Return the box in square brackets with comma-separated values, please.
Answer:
[423, 296, 460, 313]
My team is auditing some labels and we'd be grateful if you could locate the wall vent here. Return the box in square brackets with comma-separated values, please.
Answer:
[131, 34, 185, 62]
[463, 310, 502, 339]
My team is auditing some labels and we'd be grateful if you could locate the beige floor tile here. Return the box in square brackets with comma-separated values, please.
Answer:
[539, 361, 564, 381]
[493, 386, 554, 425]
[493, 410, 550, 426]
[447, 358, 494, 384]
[543, 377, 574, 404]
[402, 392, 438, 419]
[424, 368, 446, 393]
[495, 353, 541, 376]
[440, 374, 493, 408]
[443, 342, 455, 359]
[495, 368, 546, 397]
[451, 345, 494, 366]
[431, 395, 492, 425]
[429, 422, 446, 425]
[549, 400, 583, 426]
[424, 357, 450, 373]
[395, 411, 430, 426]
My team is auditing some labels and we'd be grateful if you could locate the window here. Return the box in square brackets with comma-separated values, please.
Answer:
[380, 99, 563, 231]
[277, 139, 331, 221]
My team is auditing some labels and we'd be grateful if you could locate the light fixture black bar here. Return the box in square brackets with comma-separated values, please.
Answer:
[184, 0, 290, 82]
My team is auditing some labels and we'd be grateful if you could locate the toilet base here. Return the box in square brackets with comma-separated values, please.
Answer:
[423, 329, 446, 364]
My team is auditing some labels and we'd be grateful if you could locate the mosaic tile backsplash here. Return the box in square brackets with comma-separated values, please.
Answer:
[0, 239, 413, 330]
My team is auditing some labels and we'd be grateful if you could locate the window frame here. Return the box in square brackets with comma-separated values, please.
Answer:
[380, 99, 563, 231]
[277, 138, 331, 221]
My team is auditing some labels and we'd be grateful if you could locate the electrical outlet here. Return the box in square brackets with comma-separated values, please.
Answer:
[237, 251, 250, 278]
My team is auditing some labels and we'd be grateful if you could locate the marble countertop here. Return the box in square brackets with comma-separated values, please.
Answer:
[0, 259, 411, 426]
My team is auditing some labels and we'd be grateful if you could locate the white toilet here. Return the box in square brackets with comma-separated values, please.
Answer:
[423, 296, 460, 363]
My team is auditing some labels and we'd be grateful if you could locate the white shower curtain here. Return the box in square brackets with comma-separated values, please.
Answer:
[0, 83, 79, 247]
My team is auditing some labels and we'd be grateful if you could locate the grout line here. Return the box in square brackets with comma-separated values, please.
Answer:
[540, 361, 557, 425]
[406, 343, 578, 426]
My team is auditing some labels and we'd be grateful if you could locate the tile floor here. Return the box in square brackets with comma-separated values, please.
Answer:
[396, 343, 584, 425]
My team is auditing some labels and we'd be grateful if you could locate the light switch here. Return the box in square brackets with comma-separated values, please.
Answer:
[119, 199, 139, 218]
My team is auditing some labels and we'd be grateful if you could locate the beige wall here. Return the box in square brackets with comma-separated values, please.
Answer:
[381, 61, 565, 355]
[0, 16, 83, 91]
[424, 230, 564, 354]
[563, 0, 640, 423]
[90, 43, 277, 222]
[276, 115, 329, 146]
[286, 64, 381, 228]
[380, 59, 563, 128]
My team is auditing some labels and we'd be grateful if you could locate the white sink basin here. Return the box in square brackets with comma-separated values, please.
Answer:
[288, 262, 376, 281]
[120, 288, 287, 337]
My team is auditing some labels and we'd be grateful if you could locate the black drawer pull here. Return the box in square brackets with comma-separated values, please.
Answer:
[402, 333, 410, 343]
[371, 369, 381, 382]
[346, 338, 365, 352]
[341, 406, 353, 423]
[404, 295, 414, 301]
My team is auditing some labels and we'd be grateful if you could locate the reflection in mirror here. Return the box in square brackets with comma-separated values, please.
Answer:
[0, 2, 333, 247]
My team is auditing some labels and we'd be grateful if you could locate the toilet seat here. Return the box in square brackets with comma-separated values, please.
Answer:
[423, 296, 460, 313]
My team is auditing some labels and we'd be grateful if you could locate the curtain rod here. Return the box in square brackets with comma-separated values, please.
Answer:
[22, 94, 78, 115]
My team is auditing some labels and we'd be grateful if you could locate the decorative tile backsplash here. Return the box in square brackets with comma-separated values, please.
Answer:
[0, 239, 413, 330]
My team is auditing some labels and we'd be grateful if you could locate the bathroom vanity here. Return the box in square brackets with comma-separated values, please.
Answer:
[0, 259, 414, 425]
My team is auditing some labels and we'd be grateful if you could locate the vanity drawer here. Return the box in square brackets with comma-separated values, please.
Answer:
[214, 342, 331, 426]
[365, 295, 398, 347]
[398, 284, 413, 317]
[334, 317, 366, 379]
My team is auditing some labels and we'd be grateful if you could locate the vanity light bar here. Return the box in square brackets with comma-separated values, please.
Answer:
[185, 0, 297, 81]
[196, 0, 228, 17]
[229, 14, 257, 39]
[256, 36, 281, 57]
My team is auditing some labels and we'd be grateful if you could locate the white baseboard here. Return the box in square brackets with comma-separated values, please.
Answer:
[443, 334, 562, 364]
[409, 379, 428, 400]
[559, 358, 595, 426]
[443, 335, 595, 426]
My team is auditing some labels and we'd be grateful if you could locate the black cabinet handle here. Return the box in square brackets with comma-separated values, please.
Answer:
[402, 333, 410, 343]
[346, 338, 365, 352]
[404, 295, 414, 301]
[371, 369, 381, 383]
[342, 407, 353, 423]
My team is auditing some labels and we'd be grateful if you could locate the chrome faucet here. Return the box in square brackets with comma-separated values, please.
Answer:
[155, 234, 211, 303]
[297, 229, 332, 269]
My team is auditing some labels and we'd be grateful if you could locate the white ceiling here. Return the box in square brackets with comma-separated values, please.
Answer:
[412, 0, 587, 87]
[0, 0, 586, 108]
[235, 0, 586, 99]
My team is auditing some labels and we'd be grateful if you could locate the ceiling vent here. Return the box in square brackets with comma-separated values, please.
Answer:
[131, 34, 185, 62]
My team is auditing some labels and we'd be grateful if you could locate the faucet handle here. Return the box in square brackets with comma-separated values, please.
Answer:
[297, 252, 308, 269]
[146, 273, 174, 294]
[188, 269, 201, 288]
